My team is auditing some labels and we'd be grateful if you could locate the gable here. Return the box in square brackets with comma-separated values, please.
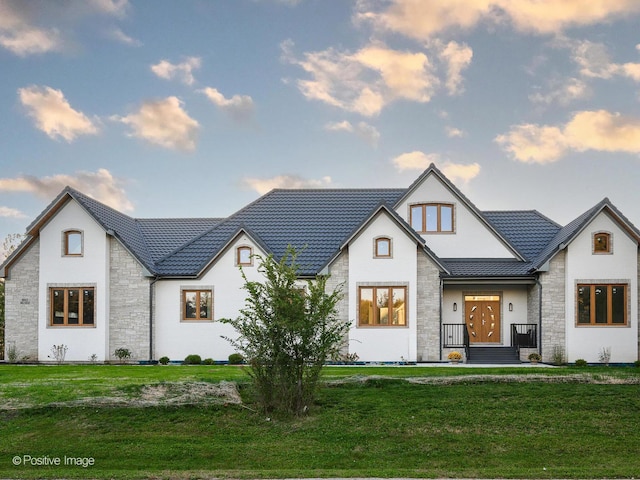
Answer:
[394, 169, 519, 259]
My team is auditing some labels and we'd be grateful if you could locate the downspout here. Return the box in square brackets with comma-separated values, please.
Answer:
[439, 277, 443, 362]
[149, 276, 160, 363]
[535, 277, 542, 357]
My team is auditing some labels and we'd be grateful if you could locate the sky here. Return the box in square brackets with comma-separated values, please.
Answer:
[1, 0, 640, 255]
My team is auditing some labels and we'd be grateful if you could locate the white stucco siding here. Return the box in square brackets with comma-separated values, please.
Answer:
[442, 286, 529, 346]
[395, 175, 515, 259]
[37, 200, 109, 361]
[565, 213, 638, 362]
[348, 212, 418, 362]
[154, 234, 265, 361]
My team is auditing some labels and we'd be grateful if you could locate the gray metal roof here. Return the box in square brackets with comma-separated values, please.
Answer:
[6, 170, 636, 281]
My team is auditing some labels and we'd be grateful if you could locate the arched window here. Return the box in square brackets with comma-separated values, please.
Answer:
[593, 232, 611, 254]
[374, 237, 392, 258]
[237, 246, 253, 266]
[64, 230, 83, 256]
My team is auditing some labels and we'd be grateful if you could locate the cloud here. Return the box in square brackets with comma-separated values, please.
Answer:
[324, 120, 380, 146]
[0, 206, 27, 219]
[200, 87, 255, 122]
[445, 126, 465, 138]
[18, 85, 99, 142]
[0, 168, 133, 212]
[107, 27, 141, 46]
[392, 151, 441, 171]
[529, 77, 590, 106]
[0, 0, 130, 56]
[282, 40, 438, 116]
[242, 174, 333, 195]
[356, 0, 640, 39]
[151, 57, 201, 85]
[436, 40, 473, 95]
[560, 38, 640, 83]
[112, 97, 199, 151]
[496, 110, 640, 163]
[440, 161, 481, 183]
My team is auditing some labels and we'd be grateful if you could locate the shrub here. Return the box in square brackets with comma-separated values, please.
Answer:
[527, 352, 541, 363]
[634, 360, 640, 368]
[183, 354, 202, 365]
[49, 344, 68, 364]
[114, 348, 132, 363]
[228, 353, 244, 365]
[448, 351, 462, 361]
[203, 358, 215, 365]
[574, 358, 588, 367]
[551, 345, 566, 366]
[6, 343, 19, 363]
[158, 356, 170, 365]
[598, 346, 611, 366]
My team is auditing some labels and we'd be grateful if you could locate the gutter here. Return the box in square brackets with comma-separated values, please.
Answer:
[439, 277, 443, 362]
[149, 276, 160, 362]
[535, 277, 542, 356]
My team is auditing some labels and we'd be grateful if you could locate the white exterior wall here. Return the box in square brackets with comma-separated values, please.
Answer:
[442, 286, 528, 346]
[565, 213, 638, 362]
[154, 234, 265, 361]
[37, 200, 109, 362]
[348, 213, 418, 362]
[395, 175, 515, 259]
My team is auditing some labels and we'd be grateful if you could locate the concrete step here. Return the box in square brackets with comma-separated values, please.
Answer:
[467, 346, 521, 364]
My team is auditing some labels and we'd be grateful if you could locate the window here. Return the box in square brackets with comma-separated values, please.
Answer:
[410, 203, 454, 233]
[593, 232, 611, 254]
[359, 286, 407, 326]
[50, 287, 95, 326]
[64, 230, 83, 256]
[374, 237, 391, 258]
[182, 290, 213, 321]
[237, 246, 253, 266]
[577, 284, 627, 325]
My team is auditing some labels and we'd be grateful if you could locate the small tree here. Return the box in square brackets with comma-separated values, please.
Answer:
[222, 247, 347, 416]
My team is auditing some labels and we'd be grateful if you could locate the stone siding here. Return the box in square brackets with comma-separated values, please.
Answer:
[326, 250, 349, 357]
[539, 250, 566, 363]
[417, 251, 442, 361]
[4, 239, 40, 361]
[109, 238, 151, 361]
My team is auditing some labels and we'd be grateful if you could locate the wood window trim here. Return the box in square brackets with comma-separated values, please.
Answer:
[374, 237, 392, 258]
[181, 289, 213, 321]
[576, 283, 627, 326]
[409, 203, 454, 234]
[49, 287, 95, 327]
[63, 230, 83, 257]
[358, 286, 408, 327]
[593, 232, 612, 254]
[236, 246, 253, 266]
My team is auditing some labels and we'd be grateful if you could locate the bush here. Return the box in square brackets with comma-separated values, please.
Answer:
[574, 358, 588, 367]
[114, 348, 132, 363]
[158, 356, 170, 365]
[203, 358, 214, 365]
[634, 360, 640, 368]
[527, 352, 541, 363]
[228, 353, 244, 365]
[183, 354, 202, 365]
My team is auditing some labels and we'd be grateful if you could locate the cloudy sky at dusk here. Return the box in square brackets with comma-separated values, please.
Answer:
[2, 0, 640, 250]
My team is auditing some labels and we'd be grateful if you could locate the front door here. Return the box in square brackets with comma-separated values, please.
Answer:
[465, 295, 501, 343]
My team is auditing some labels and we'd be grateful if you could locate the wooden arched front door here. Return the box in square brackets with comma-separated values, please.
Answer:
[465, 295, 501, 343]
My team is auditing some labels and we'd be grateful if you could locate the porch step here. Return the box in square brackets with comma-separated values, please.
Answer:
[467, 346, 521, 365]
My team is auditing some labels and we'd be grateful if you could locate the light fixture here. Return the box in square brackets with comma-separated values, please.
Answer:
[453, 302, 457, 312]
[509, 302, 513, 312]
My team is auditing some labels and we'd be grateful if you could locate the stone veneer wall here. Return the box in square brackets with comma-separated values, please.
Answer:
[109, 238, 151, 361]
[417, 251, 442, 362]
[539, 250, 566, 363]
[4, 239, 40, 361]
[326, 250, 349, 356]
[638, 250, 640, 360]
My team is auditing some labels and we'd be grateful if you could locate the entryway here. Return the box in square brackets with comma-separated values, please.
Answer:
[465, 295, 501, 343]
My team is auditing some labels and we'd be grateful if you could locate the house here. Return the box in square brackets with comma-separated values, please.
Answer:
[2, 164, 639, 364]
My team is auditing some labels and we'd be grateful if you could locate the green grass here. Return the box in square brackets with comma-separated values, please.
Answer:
[0, 364, 639, 479]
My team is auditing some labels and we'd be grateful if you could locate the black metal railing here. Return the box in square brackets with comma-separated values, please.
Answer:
[511, 324, 537, 355]
[443, 324, 470, 360]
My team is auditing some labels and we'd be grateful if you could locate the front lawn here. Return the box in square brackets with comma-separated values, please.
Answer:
[0, 364, 638, 479]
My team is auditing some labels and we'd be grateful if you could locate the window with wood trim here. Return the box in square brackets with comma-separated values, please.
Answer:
[64, 230, 83, 256]
[359, 286, 407, 326]
[183, 290, 213, 321]
[593, 232, 611, 254]
[237, 246, 253, 266]
[50, 287, 95, 326]
[577, 284, 627, 326]
[374, 237, 391, 258]
[410, 203, 454, 233]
